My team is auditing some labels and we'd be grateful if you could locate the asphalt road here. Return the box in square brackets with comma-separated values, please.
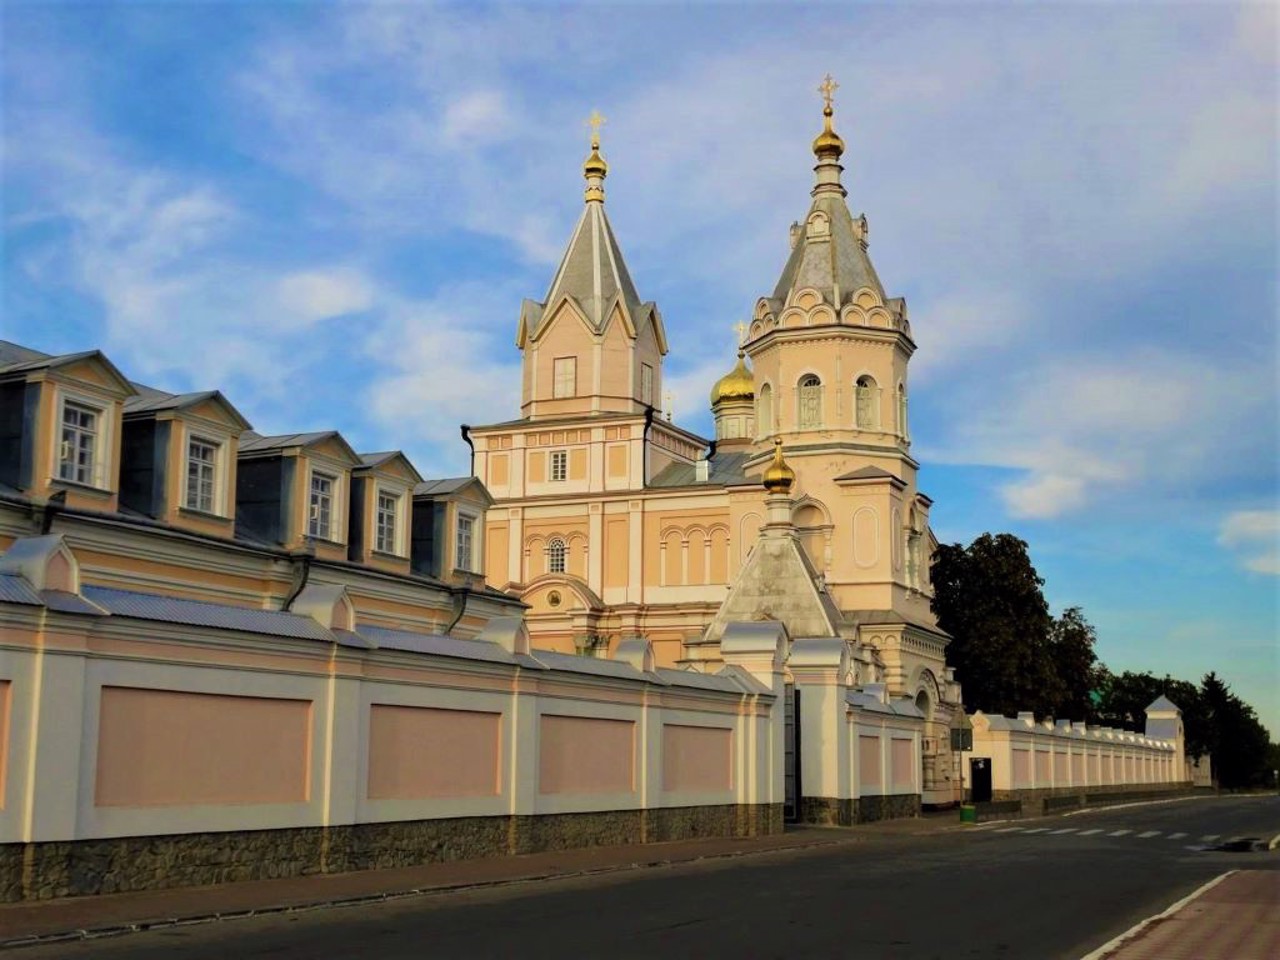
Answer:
[20, 795, 1280, 960]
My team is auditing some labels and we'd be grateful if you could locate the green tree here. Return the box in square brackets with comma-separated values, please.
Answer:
[1047, 606, 1101, 721]
[931, 533, 1057, 717]
[1201, 672, 1272, 788]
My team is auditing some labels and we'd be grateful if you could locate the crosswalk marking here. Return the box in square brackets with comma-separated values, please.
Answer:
[1137, 831, 1161, 838]
[1078, 829, 1103, 836]
[1049, 828, 1078, 835]
[1108, 830, 1132, 837]
[995, 827, 1024, 833]
[1023, 827, 1050, 834]
[1199, 834, 1219, 842]
[1167, 833, 1187, 840]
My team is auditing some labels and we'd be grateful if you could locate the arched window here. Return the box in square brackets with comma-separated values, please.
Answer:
[757, 383, 773, 437]
[856, 375, 878, 429]
[798, 375, 822, 429]
[897, 382, 909, 440]
[547, 537, 566, 574]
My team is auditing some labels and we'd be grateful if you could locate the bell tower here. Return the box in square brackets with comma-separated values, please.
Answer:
[514, 112, 669, 421]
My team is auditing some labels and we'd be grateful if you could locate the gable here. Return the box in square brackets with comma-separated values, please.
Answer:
[53, 355, 136, 398]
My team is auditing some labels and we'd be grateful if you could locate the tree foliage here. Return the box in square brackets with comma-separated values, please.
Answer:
[931, 532, 1272, 788]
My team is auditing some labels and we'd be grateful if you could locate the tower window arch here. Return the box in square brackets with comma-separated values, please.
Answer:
[856, 375, 879, 429]
[757, 383, 773, 437]
[547, 537, 567, 574]
[798, 375, 822, 429]
[897, 382, 909, 440]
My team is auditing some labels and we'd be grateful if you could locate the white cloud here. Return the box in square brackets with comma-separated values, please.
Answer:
[442, 91, 510, 146]
[1219, 510, 1280, 575]
[276, 269, 372, 322]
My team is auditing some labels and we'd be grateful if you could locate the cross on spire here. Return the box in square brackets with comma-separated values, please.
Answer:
[586, 109, 606, 148]
[819, 74, 839, 111]
[734, 321, 749, 346]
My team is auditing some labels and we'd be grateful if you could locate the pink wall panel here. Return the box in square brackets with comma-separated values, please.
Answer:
[661, 725, 731, 793]
[890, 738, 914, 790]
[1012, 748, 1031, 787]
[95, 686, 311, 807]
[0, 680, 9, 807]
[367, 705, 501, 800]
[858, 735, 882, 788]
[538, 715, 634, 795]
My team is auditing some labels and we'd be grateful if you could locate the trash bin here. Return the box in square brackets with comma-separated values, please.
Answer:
[959, 804, 976, 824]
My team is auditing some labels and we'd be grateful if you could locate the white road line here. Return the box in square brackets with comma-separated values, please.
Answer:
[1077, 871, 1237, 960]
[1023, 827, 1050, 834]
[995, 827, 1025, 833]
[1062, 795, 1207, 817]
[1049, 828, 1078, 835]
[1107, 829, 1131, 837]
[1167, 832, 1187, 840]
[1078, 829, 1103, 836]
[1137, 831, 1161, 838]
[1199, 834, 1219, 842]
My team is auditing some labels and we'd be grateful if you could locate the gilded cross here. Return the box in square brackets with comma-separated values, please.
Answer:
[734, 321, 749, 346]
[586, 109, 606, 147]
[819, 74, 839, 110]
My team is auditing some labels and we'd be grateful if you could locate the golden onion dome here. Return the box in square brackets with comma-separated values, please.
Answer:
[710, 351, 754, 406]
[812, 103, 845, 160]
[583, 143, 608, 178]
[762, 437, 796, 495]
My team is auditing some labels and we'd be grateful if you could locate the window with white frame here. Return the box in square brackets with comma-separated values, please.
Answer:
[185, 436, 219, 513]
[456, 513, 476, 572]
[550, 449, 568, 482]
[309, 471, 335, 540]
[640, 363, 654, 406]
[798, 375, 823, 429]
[375, 490, 399, 554]
[547, 537, 566, 574]
[59, 400, 101, 486]
[553, 357, 577, 398]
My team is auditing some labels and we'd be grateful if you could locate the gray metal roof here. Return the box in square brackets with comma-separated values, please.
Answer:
[358, 624, 518, 664]
[414, 477, 475, 496]
[649, 450, 751, 488]
[541, 201, 643, 331]
[238, 430, 337, 453]
[0, 574, 42, 605]
[1146, 695, 1180, 713]
[0, 340, 52, 368]
[533, 649, 645, 680]
[655, 667, 745, 693]
[770, 193, 885, 310]
[81, 586, 335, 641]
[834, 465, 899, 482]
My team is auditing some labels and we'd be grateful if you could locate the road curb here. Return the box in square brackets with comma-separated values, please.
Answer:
[1076, 870, 1238, 960]
[0, 836, 859, 951]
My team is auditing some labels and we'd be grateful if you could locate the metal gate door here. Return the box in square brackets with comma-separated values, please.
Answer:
[784, 685, 801, 821]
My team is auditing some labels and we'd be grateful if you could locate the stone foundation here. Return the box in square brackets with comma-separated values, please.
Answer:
[987, 782, 1193, 819]
[0, 803, 783, 903]
[798, 794, 920, 826]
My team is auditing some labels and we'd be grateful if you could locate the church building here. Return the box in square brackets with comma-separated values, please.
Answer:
[466, 82, 963, 803]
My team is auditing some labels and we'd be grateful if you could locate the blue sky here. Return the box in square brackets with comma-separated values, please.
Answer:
[4, 2, 1276, 732]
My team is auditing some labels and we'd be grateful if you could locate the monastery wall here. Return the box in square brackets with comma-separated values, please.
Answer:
[0, 540, 786, 902]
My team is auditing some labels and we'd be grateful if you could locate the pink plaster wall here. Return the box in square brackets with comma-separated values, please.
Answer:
[538, 715, 635, 795]
[858, 735, 882, 788]
[1012, 748, 1031, 787]
[890, 738, 914, 790]
[95, 687, 311, 807]
[661, 724, 731, 793]
[367, 705, 501, 800]
[1035, 750, 1051, 783]
[1053, 750, 1068, 782]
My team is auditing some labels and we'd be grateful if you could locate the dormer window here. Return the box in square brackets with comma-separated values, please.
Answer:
[456, 513, 476, 572]
[59, 400, 100, 486]
[309, 471, 335, 539]
[375, 490, 399, 554]
[553, 357, 577, 398]
[185, 437, 220, 514]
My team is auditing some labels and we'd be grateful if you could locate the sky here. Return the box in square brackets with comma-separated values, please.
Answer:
[3, 2, 1276, 733]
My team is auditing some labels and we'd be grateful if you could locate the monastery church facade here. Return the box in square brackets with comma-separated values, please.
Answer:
[468, 90, 963, 801]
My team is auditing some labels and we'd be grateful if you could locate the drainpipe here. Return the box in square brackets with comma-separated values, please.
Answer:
[445, 585, 471, 634]
[460, 424, 475, 476]
[642, 406, 654, 484]
[282, 551, 313, 611]
[39, 490, 67, 536]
